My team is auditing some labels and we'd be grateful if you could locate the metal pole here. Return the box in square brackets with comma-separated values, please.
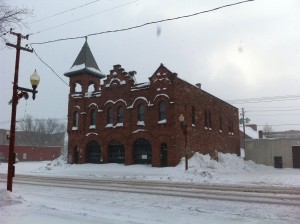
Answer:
[7, 34, 21, 192]
[242, 108, 246, 141]
[184, 127, 188, 171]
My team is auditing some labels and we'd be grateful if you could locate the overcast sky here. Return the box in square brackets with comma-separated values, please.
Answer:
[1, 0, 300, 131]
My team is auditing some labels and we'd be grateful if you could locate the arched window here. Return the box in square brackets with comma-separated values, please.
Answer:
[204, 110, 208, 127]
[75, 83, 82, 92]
[192, 106, 196, 125]
[107, 108, 113, 124]
[138, 104, 145, 122]
[90, 109, 96, 126]
[208, 111, 212, 129]
[87, 83, 95, 92]
[73, 111, 78, 127]
[117, 107, 124, 123]
[159, 101, 166, 121]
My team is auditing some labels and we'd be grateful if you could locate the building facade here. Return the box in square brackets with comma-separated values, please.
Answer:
[0, 145, 61, 162]
[65, 41, 240, 167]
[245, 139, 300, 168]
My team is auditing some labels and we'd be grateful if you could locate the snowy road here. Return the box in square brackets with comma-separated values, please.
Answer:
[1, 154, 300, 223]
[1, 176, 299, 224]
[7, 174, 300, 206]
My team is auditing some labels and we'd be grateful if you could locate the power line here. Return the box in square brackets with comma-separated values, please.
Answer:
[229, 94, 300, 104]
[255, 124, 300, 127]
[31, 47, 69, 87]
[247, 108, 300, 113]
[29, 0, 103, 24]
[31, 0, 254, 45]
[241, 105, 300, 109]
[249, 114, 300, 117]
[30, 0, 139, 35]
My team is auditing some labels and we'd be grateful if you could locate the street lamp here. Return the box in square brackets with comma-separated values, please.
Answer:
[179, 114, 188, 171]
[7, 70, 40, 192]
[30, 69, 40, 100]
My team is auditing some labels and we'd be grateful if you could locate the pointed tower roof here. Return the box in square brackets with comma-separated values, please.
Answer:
[64, 38, 105, 78]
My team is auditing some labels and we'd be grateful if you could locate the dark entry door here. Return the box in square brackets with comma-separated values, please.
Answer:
[134, 138, 152, 164]
[274, 156, 283, 168]
[292, 146, 300, 168]
[160, 143, 168, 167]
[73, 146, 79, 164]
[87, 141, 101, 164]
[109, 140, 125, 163]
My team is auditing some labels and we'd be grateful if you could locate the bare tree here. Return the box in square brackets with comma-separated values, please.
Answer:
[17, 115, 66, 147]
[0, 0, 33, 42]
[263, 123, 273, 138]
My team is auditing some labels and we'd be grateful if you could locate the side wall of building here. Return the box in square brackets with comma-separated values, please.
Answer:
[172, 78, 240, 159]
[0, 145, 61, 162]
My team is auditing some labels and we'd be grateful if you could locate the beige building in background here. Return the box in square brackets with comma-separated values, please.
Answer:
[245, 139, 300, 168]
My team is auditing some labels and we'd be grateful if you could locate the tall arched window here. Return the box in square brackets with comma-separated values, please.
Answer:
[159, 101, 166, 121]
[204, 110, 208, 127]
[117, 107, 124, 123]
[90, 109, 96, 126]
[192, 106, 196, 125]
[208, 111, 212, 129]
[107, 108, 113, 124]
[73, 111, 78, 128]
[138, 104, 145, 122]
[74, 83, 82, 92]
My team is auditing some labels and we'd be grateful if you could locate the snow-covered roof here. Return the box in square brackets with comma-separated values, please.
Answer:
[240, 126, 259, 139]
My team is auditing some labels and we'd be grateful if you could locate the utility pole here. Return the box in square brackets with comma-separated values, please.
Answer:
[6, 30, 33, 192]
[241, 108, 246, 141]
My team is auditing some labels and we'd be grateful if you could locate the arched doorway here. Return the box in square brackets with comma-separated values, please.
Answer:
[133, 138, 152, 164]
[73, 146, 79, 164]
[86, 141, 101, 164]
[109, 139, 125, 163]
[160, 143, 168, 167]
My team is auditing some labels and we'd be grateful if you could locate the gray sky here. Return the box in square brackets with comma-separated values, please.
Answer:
[1, 0, 300, 131]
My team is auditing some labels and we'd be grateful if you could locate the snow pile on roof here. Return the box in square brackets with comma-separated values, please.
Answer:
[240, 126, 259, 139]
[0, 189, 23, 207]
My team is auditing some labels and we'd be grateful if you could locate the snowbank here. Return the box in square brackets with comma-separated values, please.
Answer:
[0, 152, 299, 187]
[0, 189, 23, 207]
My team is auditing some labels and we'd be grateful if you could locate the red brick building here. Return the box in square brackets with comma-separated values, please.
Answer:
[65, 40, 240, 167]
[0, 145, 61, 162]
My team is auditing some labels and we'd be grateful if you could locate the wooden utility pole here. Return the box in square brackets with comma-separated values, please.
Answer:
[241, 108, 246, 141]
[6, 30, 33, 192]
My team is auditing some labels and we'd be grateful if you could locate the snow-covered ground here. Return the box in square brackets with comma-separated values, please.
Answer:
[0, 153, 299, 223]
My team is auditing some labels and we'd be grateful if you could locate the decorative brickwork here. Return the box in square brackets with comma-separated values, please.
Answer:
[64, 42, 240, 167]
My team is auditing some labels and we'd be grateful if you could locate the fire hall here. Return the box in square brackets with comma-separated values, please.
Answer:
[65, 40, 240, 167]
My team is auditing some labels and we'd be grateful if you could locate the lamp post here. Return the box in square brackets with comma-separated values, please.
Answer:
[7, 70, 40, 192]
[179, 114, 188, 171]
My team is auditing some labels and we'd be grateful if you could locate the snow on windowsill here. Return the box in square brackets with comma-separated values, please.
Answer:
[72, 127, 78, 131]
[158, 119, 167, 124]
[106, 124, 113, 128]
[89, 125, 96, 129]
[137, 121, 145, 126]
[115, 123, 123, 127]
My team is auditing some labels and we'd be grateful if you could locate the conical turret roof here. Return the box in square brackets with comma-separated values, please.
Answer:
[64, 39, 105, 78]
